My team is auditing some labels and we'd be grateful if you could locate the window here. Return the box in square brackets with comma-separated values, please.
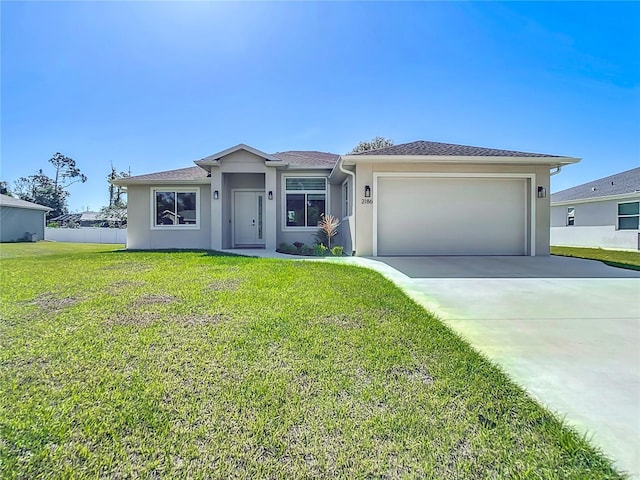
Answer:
[153, 189, 199, 227]
[285, 177, 326, 227]
[342, 180, 350, 218]
[618, 201, 639, 230]
[567, 207, 575, 226]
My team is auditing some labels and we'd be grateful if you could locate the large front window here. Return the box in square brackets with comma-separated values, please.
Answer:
[285, 177, 326, 227]
[154, 189, 198, 227]
[618, 201, 639, 230]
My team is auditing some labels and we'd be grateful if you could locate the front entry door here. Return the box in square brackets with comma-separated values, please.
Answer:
[234, 191, 265, 247]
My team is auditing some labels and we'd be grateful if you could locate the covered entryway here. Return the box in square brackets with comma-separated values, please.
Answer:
[233, 190, 266, 247]
[375, 175, 530, 255]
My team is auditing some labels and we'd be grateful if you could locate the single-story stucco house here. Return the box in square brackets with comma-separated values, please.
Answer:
[113, 140, 580, 256]
[0, 193, 52, 242]
[551, 167, 640, 251]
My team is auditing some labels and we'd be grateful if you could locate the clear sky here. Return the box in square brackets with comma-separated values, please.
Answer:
[2, 1, 638, 212]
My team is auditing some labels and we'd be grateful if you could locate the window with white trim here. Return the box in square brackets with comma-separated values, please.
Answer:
[153, 189, 198, 227]
[342, 180, 350, 218]
[567, 207, 575, 226]
[618, 201, 639, 230]
[284, 177, 326, 227]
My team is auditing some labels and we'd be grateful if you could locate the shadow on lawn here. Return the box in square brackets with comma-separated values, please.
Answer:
[105, 248, 248, 258]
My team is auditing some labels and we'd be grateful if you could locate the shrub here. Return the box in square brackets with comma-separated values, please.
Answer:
[301, 245, 312, 255]
[313, 243, 328, 256]
[331, 246, 344, 257]
[316, 214, 340, 249]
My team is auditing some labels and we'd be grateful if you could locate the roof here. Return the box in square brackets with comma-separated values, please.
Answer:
[115, 141, 579, 184]
[0, 194, 52, 211]
[551, 167, 640, 203]
[272, 151, 339, 167]
[197, 143, 280, 163]
[113, 166, 209, 184]
[51, 210, 126, 223]
[352, 140, 566, 158]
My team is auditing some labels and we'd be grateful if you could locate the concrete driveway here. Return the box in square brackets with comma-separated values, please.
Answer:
[339, 255, 640, 478]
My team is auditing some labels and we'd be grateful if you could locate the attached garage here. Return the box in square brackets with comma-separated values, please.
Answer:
[375, 175, 532, 256]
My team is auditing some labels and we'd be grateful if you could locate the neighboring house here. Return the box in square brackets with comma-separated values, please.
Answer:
[551, 167, 640, 251]
[113, 141, 579, 256]
[0, 193, 52, 242]
[51, 210, 126, 227]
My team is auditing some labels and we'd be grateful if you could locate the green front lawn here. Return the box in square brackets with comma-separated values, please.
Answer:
[0, 243, 624, 478]
[551, 245, 640, 270]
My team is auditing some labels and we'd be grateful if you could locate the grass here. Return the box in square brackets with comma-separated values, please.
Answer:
[551, 245, 640, 270]
[0, 243, 625, 479]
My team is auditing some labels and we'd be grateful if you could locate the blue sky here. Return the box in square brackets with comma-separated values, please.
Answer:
[2, 1, 638, 212]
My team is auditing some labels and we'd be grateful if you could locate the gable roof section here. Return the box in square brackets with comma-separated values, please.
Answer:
[551, 167, 640, 203]
[113, 166, 209, 185]
[272, 151, 339, 168]
[352, 140, 565, 157]
[0, 193, 52, 211]
[197, 143, 280, 163]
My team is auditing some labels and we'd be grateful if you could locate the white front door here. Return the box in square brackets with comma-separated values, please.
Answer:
[233, 191, 266, 247]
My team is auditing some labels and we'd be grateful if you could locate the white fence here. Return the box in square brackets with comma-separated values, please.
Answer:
[551, 226, 640, 251]
[45, 227, 127, 244]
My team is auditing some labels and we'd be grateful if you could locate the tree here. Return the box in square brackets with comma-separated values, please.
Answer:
[107, 165, 129, 208]
[13, 153, 87, 219]
[0, 180, 11, 196]
[100, 165, 129, 227]
[349, 136, 394, 154]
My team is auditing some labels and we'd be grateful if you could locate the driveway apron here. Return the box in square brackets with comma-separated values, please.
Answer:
[333, 255, 640, 478]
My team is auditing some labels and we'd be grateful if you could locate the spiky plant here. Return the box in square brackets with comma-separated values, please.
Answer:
[317, 213, 340, 249]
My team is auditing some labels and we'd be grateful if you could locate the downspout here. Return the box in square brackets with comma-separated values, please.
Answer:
[338, 159, 356, 256]
[550, 166, 562, 176]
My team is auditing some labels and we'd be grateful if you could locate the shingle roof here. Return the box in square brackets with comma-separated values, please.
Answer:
[272, 151, 339, 167]
[551, 167, 640, 203]
[352, 140, 566, 158]
[0, 194, 52, 211]
[118, 166, 209, 183]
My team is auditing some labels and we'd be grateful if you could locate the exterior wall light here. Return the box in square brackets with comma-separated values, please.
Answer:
[364, 185, 371, 198]
[537, 186, 547, 198]
[268, 191, 273, 200]
[213, 190, 219, 200]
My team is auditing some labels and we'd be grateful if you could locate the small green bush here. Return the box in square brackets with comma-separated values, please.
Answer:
[313, 243, 328, 256]
[331, 246, 344, 257]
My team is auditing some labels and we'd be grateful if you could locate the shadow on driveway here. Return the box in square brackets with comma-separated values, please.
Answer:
[373, 255, 640, 279]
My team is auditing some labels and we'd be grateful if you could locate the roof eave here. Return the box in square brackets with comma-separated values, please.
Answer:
[113, 179, 210, 186]
[340, 155, 581, 166]
[551, 192, 640, 206]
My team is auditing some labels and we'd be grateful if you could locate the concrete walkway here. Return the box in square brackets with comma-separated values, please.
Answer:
[226, 250, 640, 477]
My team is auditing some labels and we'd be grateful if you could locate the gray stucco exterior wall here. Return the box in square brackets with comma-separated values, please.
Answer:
[0, 206, 47, 242]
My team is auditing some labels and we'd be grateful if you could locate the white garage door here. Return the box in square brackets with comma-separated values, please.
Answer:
[376, 177, 527, 255]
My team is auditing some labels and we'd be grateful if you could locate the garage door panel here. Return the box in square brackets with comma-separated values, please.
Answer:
[377, 177, 526, 255]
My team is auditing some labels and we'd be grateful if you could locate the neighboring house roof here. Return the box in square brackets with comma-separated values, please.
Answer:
[0, 194, 52, 211]
[272, 151, 339, 167]
[352, 140, 566, 158]
[551, 167, 640, 203]
[51, 210, 125, 223]
[51, 213, 82, 223]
